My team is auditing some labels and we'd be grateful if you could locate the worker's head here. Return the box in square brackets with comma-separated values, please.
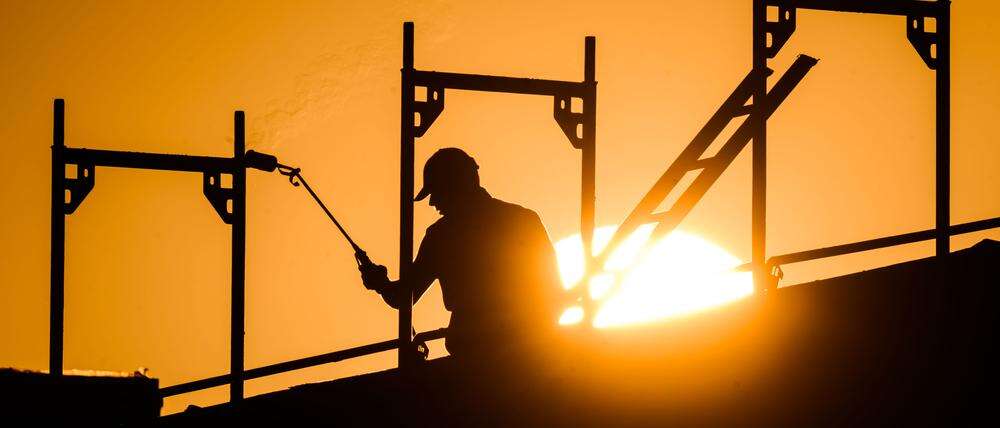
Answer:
[415, 148, 480, 215]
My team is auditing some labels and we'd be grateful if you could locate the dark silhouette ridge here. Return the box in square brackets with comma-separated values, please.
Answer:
[0, 368, 160, 425]
[160, 240, 1000, 427]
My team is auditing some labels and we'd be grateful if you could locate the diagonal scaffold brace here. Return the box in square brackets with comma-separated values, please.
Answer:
[577, 54, 818, 317]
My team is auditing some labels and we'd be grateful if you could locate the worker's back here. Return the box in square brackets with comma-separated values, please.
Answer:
[415, 189, 563, 358]
[360, 147, 565, 362]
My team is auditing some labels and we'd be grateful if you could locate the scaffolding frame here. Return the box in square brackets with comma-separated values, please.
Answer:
[396, 22, 597, 367]
[748, 0, 964, 276]
[50, 100, 250, 402]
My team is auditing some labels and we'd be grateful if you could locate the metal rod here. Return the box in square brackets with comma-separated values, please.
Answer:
[50, 98, 64, 376]
[63, 148, 236, 173]
[398, 21, 416, 370]
[752, 0, 769, 293]
[734, 217, 1000, 271]
[580, 37, 597, 316]
[763, 0, 944, 16]
[159, 329, 449, 398]
[936, 5, 951, 256]
[411, 70, 589, 97]
[230, 111, 246, 403]
[289, 171, 363, 253]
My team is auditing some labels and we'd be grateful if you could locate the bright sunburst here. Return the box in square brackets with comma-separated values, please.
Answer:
[555, 224, 753, 328]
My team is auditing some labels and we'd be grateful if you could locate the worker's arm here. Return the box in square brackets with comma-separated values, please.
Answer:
[359, 266, 435, 310]
[359, 232, 437, 309]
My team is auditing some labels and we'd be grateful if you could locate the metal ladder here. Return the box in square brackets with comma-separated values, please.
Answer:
[582, 54, 818, 310]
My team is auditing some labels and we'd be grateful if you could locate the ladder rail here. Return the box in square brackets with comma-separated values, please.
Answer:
[646, 54, 817, 245]
[583, 55, 817, 308]
[590, 69, 769, 276]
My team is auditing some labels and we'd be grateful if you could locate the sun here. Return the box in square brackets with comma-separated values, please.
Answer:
[554, 224, 753, 328]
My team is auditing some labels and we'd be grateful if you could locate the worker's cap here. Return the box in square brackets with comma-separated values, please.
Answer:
[414, 148, 480, 201]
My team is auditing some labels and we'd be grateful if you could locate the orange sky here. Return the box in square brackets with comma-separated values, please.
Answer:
[1, 0, 997, 415]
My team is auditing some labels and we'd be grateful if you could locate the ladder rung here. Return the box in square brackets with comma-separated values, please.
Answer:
[688, 156, 715, 170]
[649, 211, 669, 222]
[733, 104, 753, 116]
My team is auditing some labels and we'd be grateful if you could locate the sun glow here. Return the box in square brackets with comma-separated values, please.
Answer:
[555, 224, 753, 328]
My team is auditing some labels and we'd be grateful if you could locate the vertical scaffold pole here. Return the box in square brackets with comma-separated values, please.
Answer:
[399, 21, 416, 369]
[751, 1, 768, 292]
[582, 36, 597, 284]
[936, 5, 950, 257]
[231, 111, 246, 402]
[50, 99, 65, 376]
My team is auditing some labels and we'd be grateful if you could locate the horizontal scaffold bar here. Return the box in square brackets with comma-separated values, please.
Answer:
[63, 147, 237, 173]
[410, 70, 591, 97]
[764, 0, 947, 17]
[159, 328, 448, 397]
[736, 216, 1000, 271]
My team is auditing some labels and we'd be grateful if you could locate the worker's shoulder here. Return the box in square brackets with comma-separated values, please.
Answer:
[426, 216, 448, 234]
[490, 197, 543, 223]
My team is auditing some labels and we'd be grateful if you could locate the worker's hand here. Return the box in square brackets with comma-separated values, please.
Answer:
[377, 284, 408, 310]
[359, 262, 390, 292]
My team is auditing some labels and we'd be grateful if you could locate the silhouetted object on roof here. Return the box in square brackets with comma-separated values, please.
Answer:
[0, 368, 160, 425]
[361, 148, 563, 360]
[162, 240, 1000, 427]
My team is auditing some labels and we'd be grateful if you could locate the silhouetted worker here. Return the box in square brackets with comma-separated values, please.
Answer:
[360, 148, 563, 361]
